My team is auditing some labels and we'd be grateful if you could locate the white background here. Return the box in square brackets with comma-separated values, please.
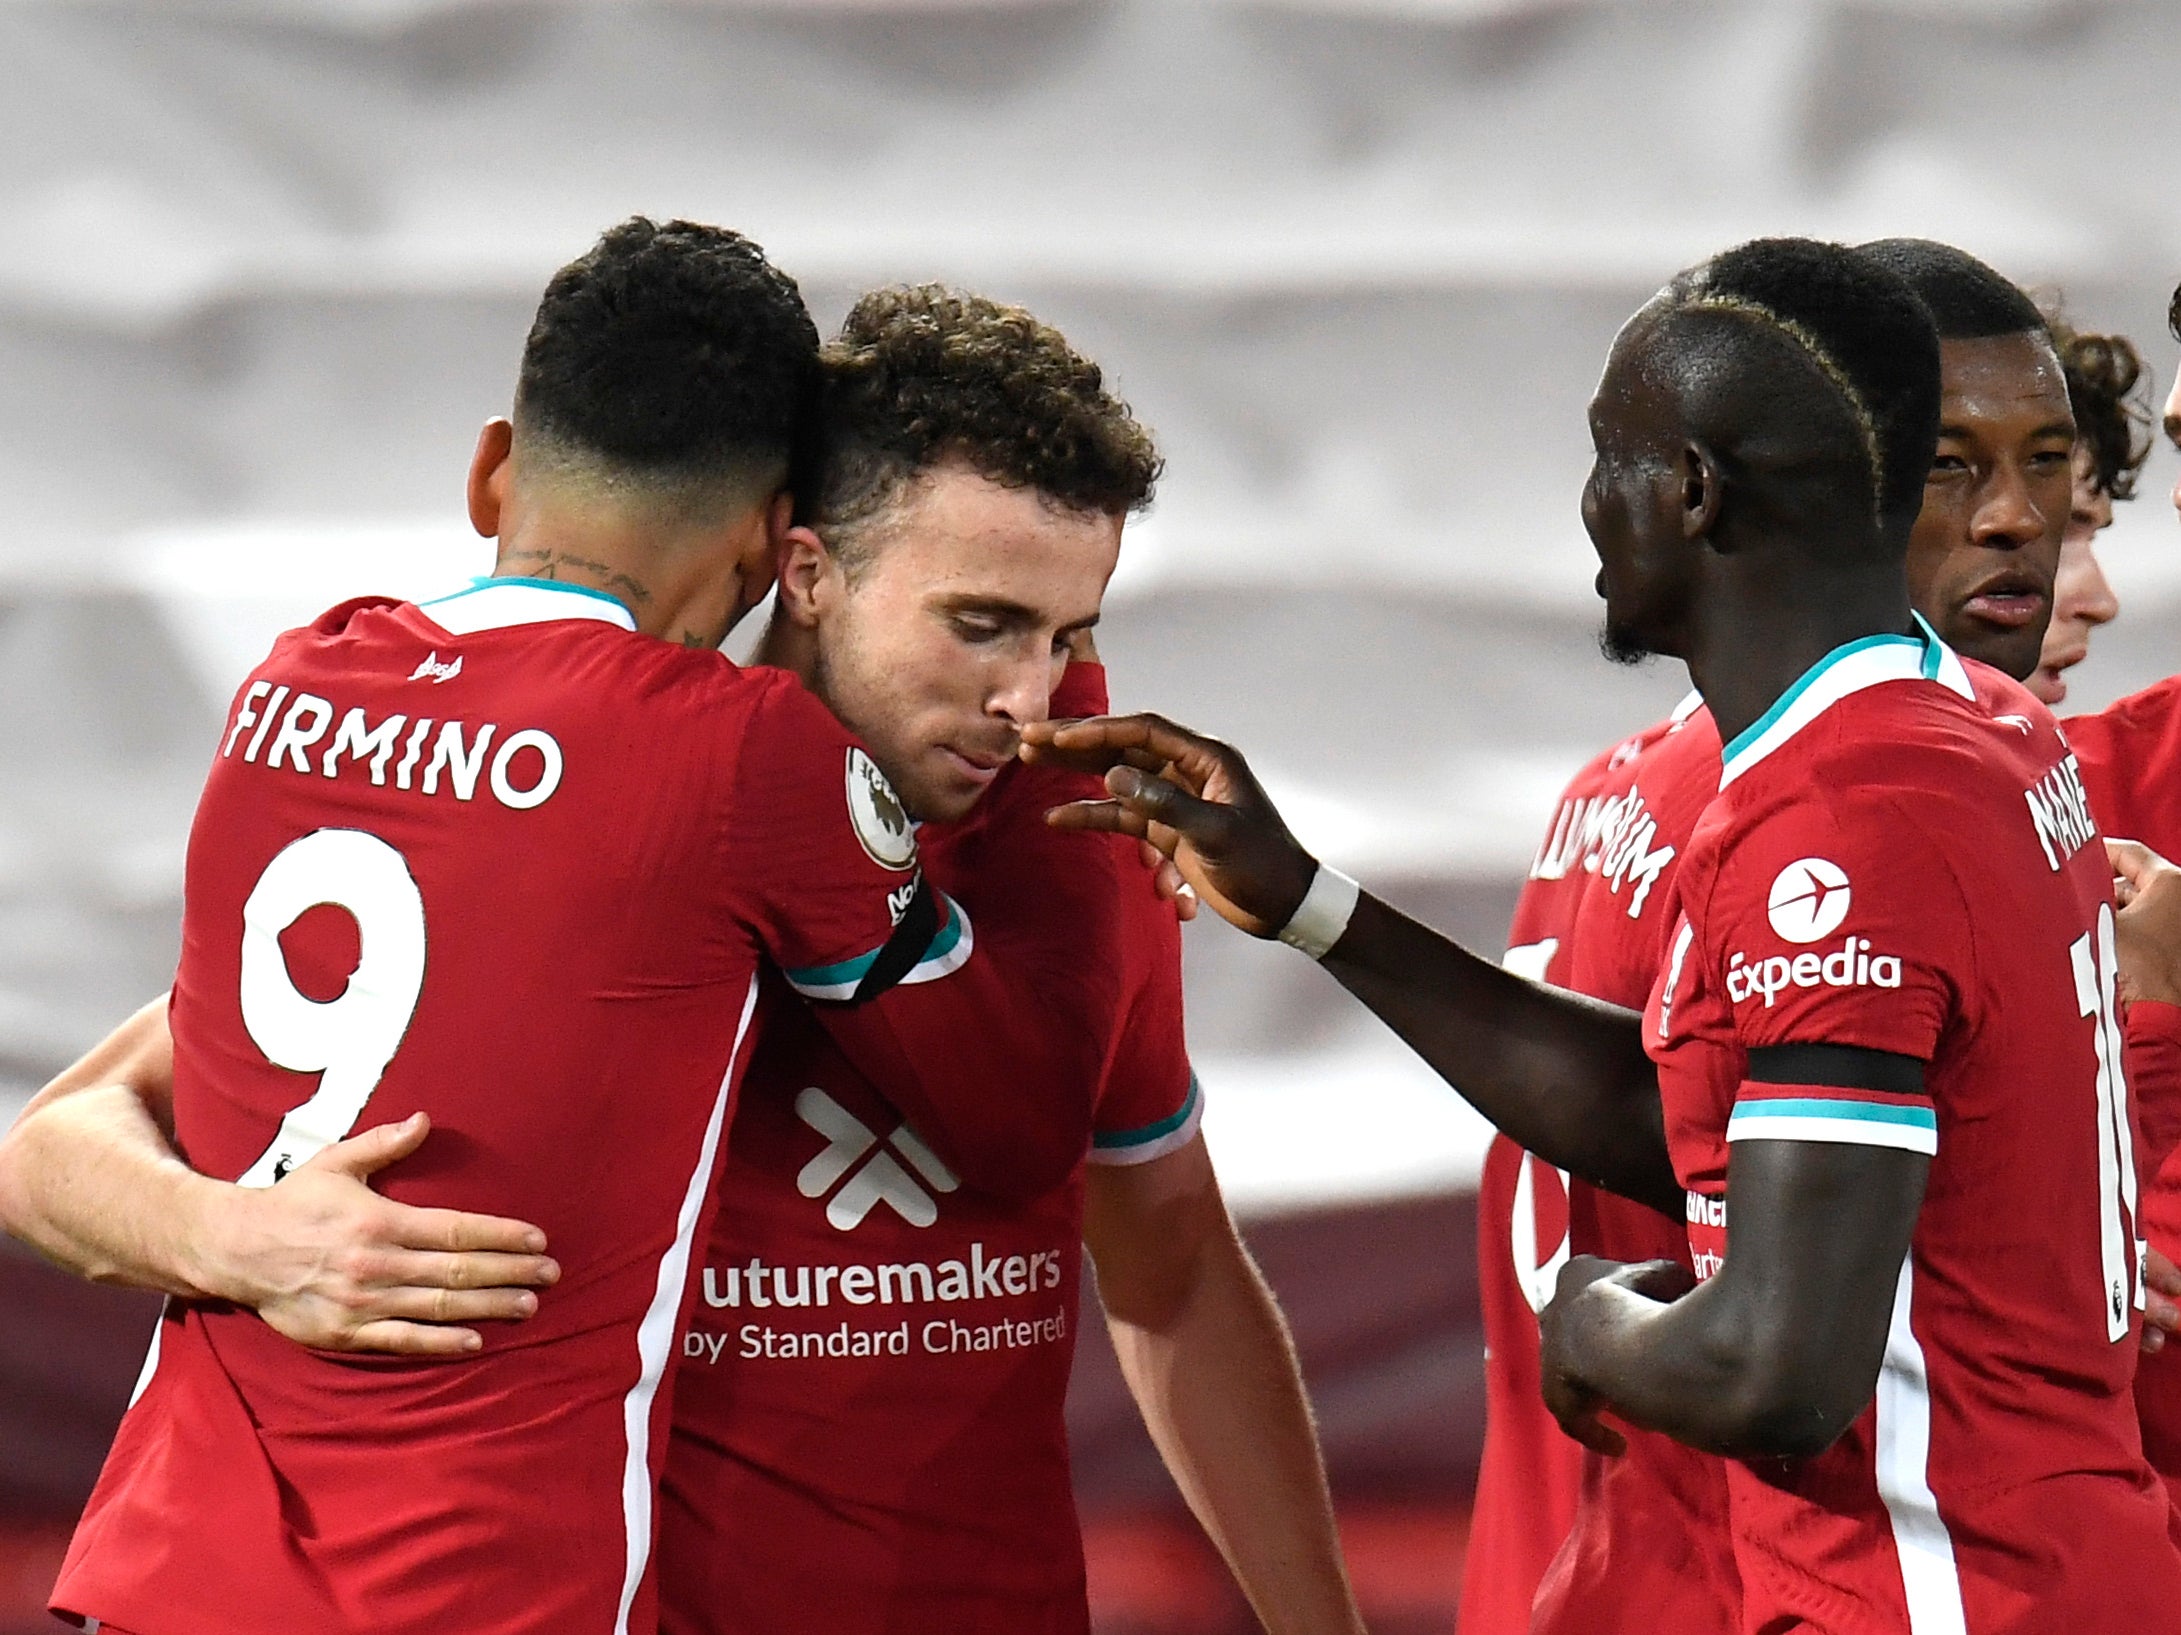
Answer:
[3, 0, 2178, 1212]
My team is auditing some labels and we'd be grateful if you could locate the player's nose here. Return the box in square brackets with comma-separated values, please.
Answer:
[1972, 463, 2046, 549]
[987, 651, 1055, 728]
[2071, 550, 2120, 628]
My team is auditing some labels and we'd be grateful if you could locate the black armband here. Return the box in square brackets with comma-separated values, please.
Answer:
[1746, 1042, 1925, 1094]
[845, 871, 943, 1006]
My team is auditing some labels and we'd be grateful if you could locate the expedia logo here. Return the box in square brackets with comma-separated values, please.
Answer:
[1726, 937, 1902, 1009]
[795, 1086, 957, 1229]
[845, 748, 917, 872]
[1766, 858, 1851, 944]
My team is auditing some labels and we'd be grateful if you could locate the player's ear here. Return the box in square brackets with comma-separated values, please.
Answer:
[466, 419, 515, 539]
[1680, 440, 1726, 545]
[724, 490, 793, 625]
[775, 524, 839, 630]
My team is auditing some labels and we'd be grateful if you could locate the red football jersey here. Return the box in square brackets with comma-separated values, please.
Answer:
[53, 580, 1115, 1635]
[2066, 675, 2181, 1502]
[659, 664, 1196, 1635]
[1650, 622, 2180, 1633]
[1464, 697, 1738, 1635]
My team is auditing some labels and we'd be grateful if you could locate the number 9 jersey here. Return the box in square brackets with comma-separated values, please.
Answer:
[53, 578, 1114, 1635]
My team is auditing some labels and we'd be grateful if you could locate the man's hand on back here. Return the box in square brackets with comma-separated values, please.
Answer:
[208, 1113, 559, 1357]
[1021, 713, 1316, 937]
[1, 1002, 559, 1361]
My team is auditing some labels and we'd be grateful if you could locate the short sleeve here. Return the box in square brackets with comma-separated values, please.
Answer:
[1702, 788, 1969, 1154]
[760, 697, 1126, 1201]
[725, 677, 963, 1000]
[1088, 868, 1201, 1166]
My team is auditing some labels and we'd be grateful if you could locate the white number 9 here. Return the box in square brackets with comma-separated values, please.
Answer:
[235, 829, 427, 1188]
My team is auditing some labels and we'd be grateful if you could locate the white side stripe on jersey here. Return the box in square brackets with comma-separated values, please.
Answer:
[1876, 1256, 1968, 1635]
[125, 1299, 167, 1410]
[614, 974, 759, 1635]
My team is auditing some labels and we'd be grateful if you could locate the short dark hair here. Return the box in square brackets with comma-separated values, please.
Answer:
[804, 286, 1161, 567]
[1657, 237, 1942, 531]
[1855, 239, 2047, 340]
[514, 217, 819, 510]
[2044, 309, 2153, 501]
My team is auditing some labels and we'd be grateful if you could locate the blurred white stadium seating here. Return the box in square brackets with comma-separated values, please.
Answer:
[3, 0, 2178, 1210]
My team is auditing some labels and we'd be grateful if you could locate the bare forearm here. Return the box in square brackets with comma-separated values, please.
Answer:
[1546, 1142, 1925, 1461]
[1552, 1277, 1816, 1457]
[1105, 1236, 1364, 1635]
[1323, 893, 1679, 1211]
[0, 996, 556, 1355]
[0, 1082, 230, 1298]
[1022, 716, 1673, 1206]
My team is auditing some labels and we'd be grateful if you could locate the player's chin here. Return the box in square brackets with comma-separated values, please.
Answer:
[2027, 664, 2070, 707]
[909, 763, 989, 825]
[1597, 615, 1659, 668]
[1950, 618, 2046, 685]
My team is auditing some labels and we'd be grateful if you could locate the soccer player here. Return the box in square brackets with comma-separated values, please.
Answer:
[0, 220, 1129, 1635]
[1029, 238, 2181, 1630]
[1464, 240, 2096, 1635]
[2066, 282, 2181, 1498]
[2027, 315, 2149, 708]
[663, 287, 1363, 1635]
[2, 285, 1363, 1634]
[1463, 702, 1730, 1635]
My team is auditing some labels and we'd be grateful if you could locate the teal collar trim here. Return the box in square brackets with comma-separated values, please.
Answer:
[417, 575, 638, 634]
[1718, 614, 1970, 789]
[1913, 611, 1945, 679]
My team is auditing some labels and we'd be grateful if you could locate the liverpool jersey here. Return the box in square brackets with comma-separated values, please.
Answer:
[659, 663, 1197, 1635]
[54, 580, 1110, 1635]
[2066, 675, 2181, 1502]
[1465, 696, 1737, 1635]
[1650, 621, 2180, 1633]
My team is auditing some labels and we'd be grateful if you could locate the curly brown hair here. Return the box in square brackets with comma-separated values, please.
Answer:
[2045, 307, 2154, 501]
[801, 286, 1161, 568]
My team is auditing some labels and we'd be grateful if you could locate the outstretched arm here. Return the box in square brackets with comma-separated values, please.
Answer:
[1023, 713, 1677, 1213]
[1086, 1135, 1366, 1635]
[0, 996, 557, 1355]
[1318, 893, 1675, 1212]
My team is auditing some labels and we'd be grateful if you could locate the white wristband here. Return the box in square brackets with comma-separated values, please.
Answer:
[1276, 863, 1360, 960]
